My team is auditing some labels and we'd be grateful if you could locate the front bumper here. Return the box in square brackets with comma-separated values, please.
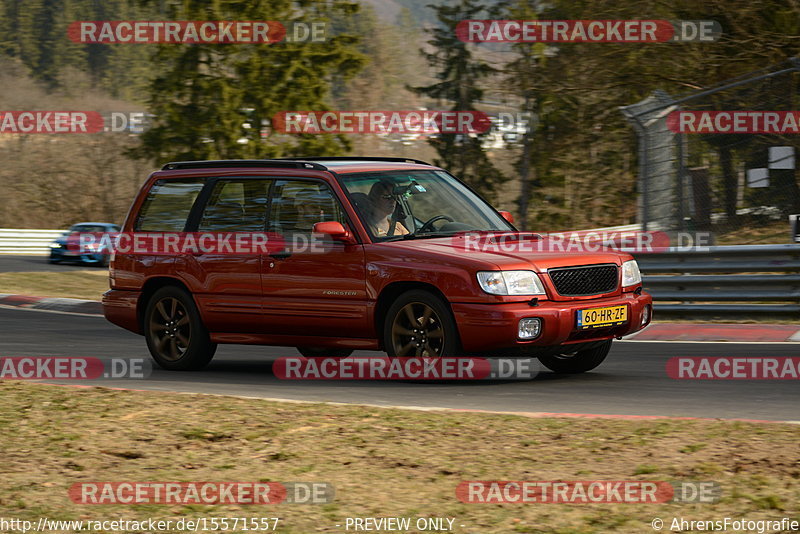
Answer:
[49, 248, 68, 260]
[452, 291, 652, 353]
[50, 248, 107, 263]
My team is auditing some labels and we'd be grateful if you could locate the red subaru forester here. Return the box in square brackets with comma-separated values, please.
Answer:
[103, 158, 652, 373]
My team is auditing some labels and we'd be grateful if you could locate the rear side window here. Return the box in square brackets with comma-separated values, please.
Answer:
[198, 179, 271, 231]
[268, 180, 348, 236]
[136, 179, 205, 231]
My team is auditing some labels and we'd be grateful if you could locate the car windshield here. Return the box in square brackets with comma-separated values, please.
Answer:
[339, 170, 514, 241]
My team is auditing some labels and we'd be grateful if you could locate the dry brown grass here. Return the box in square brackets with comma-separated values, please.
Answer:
[0, 270, 108, 301]
[0, 382, 798, 533]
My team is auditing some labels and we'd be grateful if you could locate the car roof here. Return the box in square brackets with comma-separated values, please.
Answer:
[70, 222, 118, 227]
[160, 158, 439, 175]
[309, 160, 437, 174]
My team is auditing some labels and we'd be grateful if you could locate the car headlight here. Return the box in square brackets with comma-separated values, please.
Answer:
[477, 270, 546, 296]
[621, 260, 641, 287]
[50, 243, 61, 248]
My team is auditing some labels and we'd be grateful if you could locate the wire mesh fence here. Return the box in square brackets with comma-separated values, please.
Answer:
[621, 59, 800, 245]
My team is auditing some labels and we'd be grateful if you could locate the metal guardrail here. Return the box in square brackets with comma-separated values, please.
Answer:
[0, 229, 65, 255]
[635, 245, 800, 317]
[0, 229, 797, 317]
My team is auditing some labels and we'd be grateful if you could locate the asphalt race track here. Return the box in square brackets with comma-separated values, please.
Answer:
[0, 254, 103, 272]
[0, 306, 796, 422]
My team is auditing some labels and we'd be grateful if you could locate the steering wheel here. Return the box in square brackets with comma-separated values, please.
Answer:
[417, 214, 455, 233]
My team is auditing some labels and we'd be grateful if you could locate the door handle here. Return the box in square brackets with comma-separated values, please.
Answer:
[269, 250, 291, 260]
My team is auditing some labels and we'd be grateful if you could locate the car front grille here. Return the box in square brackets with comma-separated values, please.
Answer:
[547, 264, 618, 296]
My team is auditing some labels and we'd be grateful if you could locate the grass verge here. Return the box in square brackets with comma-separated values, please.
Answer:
[0, 382, 798, 533]
[715, 220, 793, 245]
[0, 271, 108, 300]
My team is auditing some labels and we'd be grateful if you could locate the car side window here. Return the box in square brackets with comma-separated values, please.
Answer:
[136, 179, 206, 232]
[268, 180, 348, 236]
[197, 179, 271, 232]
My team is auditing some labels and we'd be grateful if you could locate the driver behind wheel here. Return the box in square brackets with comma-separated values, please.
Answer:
[365, 180, 409, 237]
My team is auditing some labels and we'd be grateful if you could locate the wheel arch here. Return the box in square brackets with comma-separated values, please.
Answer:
[137, 276, 195, 330]
[374, 281, 457, 351]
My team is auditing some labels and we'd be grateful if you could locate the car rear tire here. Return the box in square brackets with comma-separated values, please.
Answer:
[144, 286, 217, 371]
[383, 290, 459, 357]
[539, 340, 612, 374]
[297, 347, 354, 358]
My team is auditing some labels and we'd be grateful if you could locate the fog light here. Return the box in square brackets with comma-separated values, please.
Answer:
[518, 318, 542, 339]
[641, 304, 651, 326]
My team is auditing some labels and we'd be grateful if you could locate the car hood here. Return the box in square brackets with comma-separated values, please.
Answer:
[383, 234, 629, 271]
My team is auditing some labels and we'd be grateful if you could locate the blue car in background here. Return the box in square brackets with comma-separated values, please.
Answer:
[49, 222, 120, 267]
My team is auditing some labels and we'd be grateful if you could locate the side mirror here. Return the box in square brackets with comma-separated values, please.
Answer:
[313, 221, 356, 244]
[498, 211, 515, 224]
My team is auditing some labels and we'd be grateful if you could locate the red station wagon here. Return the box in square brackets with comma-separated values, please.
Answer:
[103, 158, 652, 373]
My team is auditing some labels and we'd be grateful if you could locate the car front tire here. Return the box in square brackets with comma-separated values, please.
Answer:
[383, 290, 460, 357]
[538, 340, 612, 374]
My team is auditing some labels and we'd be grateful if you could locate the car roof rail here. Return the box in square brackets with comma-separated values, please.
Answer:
[161, 160, 328, 171]
[276, 156, 433, 166]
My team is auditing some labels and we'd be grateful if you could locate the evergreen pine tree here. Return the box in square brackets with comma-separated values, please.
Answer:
[411, 0, 506, 201]
[133, 0, 365, 161]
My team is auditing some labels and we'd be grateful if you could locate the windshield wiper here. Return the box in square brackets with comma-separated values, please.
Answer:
[381, 231, 458, 242]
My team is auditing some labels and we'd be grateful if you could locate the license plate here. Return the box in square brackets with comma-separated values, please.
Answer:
[577, 305, 627, 329]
